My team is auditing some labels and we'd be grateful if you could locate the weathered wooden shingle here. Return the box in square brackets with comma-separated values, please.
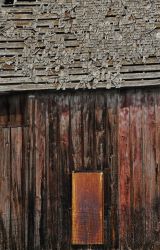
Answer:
[0, 1, 160, 91]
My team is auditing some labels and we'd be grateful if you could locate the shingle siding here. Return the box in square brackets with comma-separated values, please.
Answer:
[0, 0, 160, 91]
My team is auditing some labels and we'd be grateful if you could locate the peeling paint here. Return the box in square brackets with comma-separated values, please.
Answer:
[0, 0, 160, 90]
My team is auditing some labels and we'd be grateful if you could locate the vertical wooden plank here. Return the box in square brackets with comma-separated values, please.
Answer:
[70, 94, 83, 170]
[0, 128, 10, 250]
[45, 96, 50, 250]
[142, 91, 156, 246]
[58, 94, 71, 249]
[48, 94, 59, 249]
[106, 91, 119, 249]
[95, 92, 106, 171]
[10, 127, 23, 250]
[130, 90, 144, 248]
[27, 95, 36, 250]
[118, 91, 131, 248]
[39, 97, 48, 250]
[155, 90, 160, 243]
[82, 93, 95, 169]
[21, 126, 29, 250]
[34, 97, 47, 250]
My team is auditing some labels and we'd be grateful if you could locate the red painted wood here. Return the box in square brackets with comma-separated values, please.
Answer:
[118, 93, 131, 244]
[130, 91, 144, 247]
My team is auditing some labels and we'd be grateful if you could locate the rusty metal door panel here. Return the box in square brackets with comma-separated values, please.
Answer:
[72, 172, 104, 245]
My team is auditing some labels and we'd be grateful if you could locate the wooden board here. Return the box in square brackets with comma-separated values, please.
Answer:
[0, 89, 159, 249]
[72, 172, 104, 245]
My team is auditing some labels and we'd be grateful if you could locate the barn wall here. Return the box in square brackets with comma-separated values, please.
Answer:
[0, 1, 160, 91]
[0, 89, 160, 250]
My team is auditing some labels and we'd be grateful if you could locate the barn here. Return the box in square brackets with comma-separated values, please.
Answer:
[0, 0, 160, 249]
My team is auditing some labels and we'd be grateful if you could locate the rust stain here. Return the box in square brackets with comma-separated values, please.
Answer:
[72, 172, 104, 245]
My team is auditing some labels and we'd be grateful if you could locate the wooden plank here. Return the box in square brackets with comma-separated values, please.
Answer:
[121, 56, 159, 66]
[48, 94, 59, 249]
[1, 68, 156, 79]
[0, 69, 57, 77]
[155, 90, 160, 243]
[120, 64, 160, 73]
[1, 80, 160, 92]
[82, 93, 95, 169]
[22, 126, 29, 250]
[38, 97, 48, 250]
[106, 91, 119, 248]
[27, 95, 36, 249]
[57, 94, 71, 249]
[45, 97, 50, 250]
[0, 78, 34, 84]
[70, 94, 83, 170]
[121, 71, 160, 80]
[129, 90, 144, 248]
[142, 91, 156, 245]
[95, 92, 105, 171]
[0, 128, 10, 250]
[10, 127, 23, 250]
[0, 84, 59, 92]
[0, 42, 24, 49]
[121, 79, 160, 88]
[0, 71, 24, 77]
[34, 97, 46, 249]
[0, 76, 57, 84]
[72, 172, 104, 245]
[0, 50, 23, 56]
[118, 91, 131, 248]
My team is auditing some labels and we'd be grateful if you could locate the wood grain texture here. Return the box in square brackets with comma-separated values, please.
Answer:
[10, 127, 23, 250]
[119, 91, 131, 244]
[106, 91, 119, 249]
[129, 91, 144, 249]
[118, 89, 160, 249]
[0, 89, 159, 249]
[0, 128, 10, 250]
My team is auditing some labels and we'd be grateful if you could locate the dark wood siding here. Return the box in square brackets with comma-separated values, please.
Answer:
[0, 89, 160, 250]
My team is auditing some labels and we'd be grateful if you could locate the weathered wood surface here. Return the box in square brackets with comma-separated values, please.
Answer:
[0, 89, 159, 249]
[0, 1, 160, 91]
[118, 89, 160, 249]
